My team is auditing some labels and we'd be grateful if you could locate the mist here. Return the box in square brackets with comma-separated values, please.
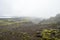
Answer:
[0, 0, 60, 18]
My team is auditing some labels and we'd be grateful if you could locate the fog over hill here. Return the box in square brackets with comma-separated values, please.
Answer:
[40, 14, 60, 24]
[0, 13, 60, 24]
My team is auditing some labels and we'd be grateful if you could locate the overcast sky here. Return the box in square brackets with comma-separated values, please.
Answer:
[0, 0, 60, 18]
